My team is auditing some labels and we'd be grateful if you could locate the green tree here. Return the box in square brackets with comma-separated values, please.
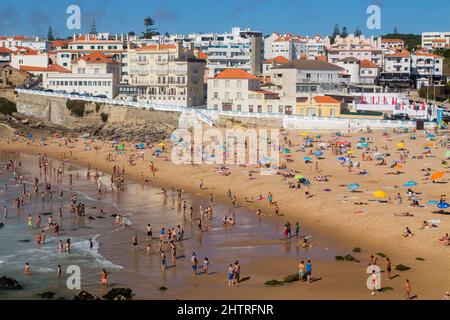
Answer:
[394, 26, 399, 34]
[90, 19, 97, 35]
[47, 26, 54, 41]
[331, 24, 340, 44]
[142, 17, 159, 39]
[354, 26, 362, 37]
[128, 31, 136, 37]
[341, 26, 348, 38]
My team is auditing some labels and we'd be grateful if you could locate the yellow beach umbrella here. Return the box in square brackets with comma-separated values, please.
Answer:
[425, 142, 433, 147]
[394, 164, 402, 170]
[301, 132, 308, 137]
[158, 143, 165, 147]
[373, 190, 386, 198]
[397, 142, 405, 149]
[431, 171, 445, 181]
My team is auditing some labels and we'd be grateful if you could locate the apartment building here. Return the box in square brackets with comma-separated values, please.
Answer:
[10, 47, 49, 70]
[261, 55, 290, 82]
[124, 42, 206, 106]
[359, 59, 379, 84]
[335, 57, 380, 85]
[411, 52, 444, 88]
[207, 68, 280, 113]
[381, 38, 406, 54]
[421, 32, 450, 50]
[0, 47, 12, 63]
[378, 50, 412, 88]
[44, 51, 121, 98]
[270, 59, 347, 108]
[266, 34, 329, 61]
[56, 33, 133, 83]
[0, 36, 50, 52]
[327, 35, 383, 67]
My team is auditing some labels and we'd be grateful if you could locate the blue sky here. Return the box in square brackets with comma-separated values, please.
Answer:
[0, 0, 449, 38]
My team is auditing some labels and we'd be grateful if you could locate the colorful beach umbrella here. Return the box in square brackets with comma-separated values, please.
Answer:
[403, 181, 417, 187]
[431, 171, 445, 181]
[337, 156, 346, 161]
[348, 183, 360, 191]
[304, 156, 313, 162]
[427, 200, 439, 205]
[437, 202, 450, 209]
[301, 132, 308, 136]
[373, 190, 386, 198]
[313, 151, 323, 157]
[397, 142, 405, 149]
[295, 175, 304, 180]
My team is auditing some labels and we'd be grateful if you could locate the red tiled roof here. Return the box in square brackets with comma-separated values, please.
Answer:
[313, 96, 340, 104]
[214, 69, 258, 80]
[72, 51, 116, 64]
[249, 89, 278, 95]
[263, 55, 290, 64]
[51, 40, 68, 48]
[0, 47, 12, 53]
[381, 38, 405, 43]
[385, 50, 410, 58]
[13, 46, 38, 55]
[19, 64, 70, 73]
[198, 52, 208, 60]
[414, 52, 443, 59]
[360, 59, 378, 68]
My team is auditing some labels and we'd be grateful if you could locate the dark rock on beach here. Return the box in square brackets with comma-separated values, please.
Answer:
[0, 276, 23, 290]
[0, 222, 4, 229]
[73, 290, 101, 300]
[102, 288, 132, 300]
[38, 291, 55, 299]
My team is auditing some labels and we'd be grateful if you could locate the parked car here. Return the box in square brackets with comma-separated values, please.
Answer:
[43, 89, 54, 93]
[391, 113, 410, 121]
[94, 94, 108, 99]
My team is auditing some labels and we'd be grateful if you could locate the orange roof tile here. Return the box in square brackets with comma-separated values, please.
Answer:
[313, 96, 340, 104]
[414, 52, 443, 59]
[360, 59, 378, 68]
[214, 69, 258, 80]
[263, 55, 290, 64]
[19, 64, 70, 73]
[249, 89, 278, 95]
[385, 50, 410, 58]
[72, 51, 116, 64]
[0, 47, 12, 53]
[315, 55, 327, 62]
[198, 52, 208, 60]
[13, 46, 38, 55]
[381, 38, 405, 43]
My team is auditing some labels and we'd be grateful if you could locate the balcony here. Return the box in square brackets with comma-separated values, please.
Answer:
[137, 60, 148, 65]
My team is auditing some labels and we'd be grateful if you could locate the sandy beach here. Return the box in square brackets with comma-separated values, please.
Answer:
[0, 124, 449, 300]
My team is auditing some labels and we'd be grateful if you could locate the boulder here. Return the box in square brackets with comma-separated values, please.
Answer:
[102, 288, 132, 300]
[0, 222, 4, 229]
[0, 276, 23, 290]
[21, 119, 30, 125]
[113, 295, 127, 300]
[38, 291, 55, 299]
[73, 290, 101, 300]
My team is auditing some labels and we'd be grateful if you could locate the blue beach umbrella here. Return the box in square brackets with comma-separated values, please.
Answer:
[348, 183, 360, 192]
[438, 202, 450, 209]
[304, 156, 313, 162]
[403, 181, 417, 188]
[313, 151, 323, 157]
[427, 200, 439, 205]
[300, 178, 311, 185]
[337, 156, 346, 161]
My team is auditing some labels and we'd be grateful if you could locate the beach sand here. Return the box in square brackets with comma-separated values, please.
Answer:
[1, 125, 449, 300]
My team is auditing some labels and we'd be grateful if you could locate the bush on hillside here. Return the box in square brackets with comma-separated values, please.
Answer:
[66, 100, 86, 117]
[0, 98, 17, 114]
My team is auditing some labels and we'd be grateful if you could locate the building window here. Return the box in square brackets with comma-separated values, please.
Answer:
[249, 105, 253, 113]
[225, 80, 230, 88]
[268, 105, 272, 113]
[237, 105, 242, 112]
[213, 92, 218, 99]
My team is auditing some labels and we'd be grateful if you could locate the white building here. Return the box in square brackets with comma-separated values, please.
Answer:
[44, 51, 121, 98]
[263, 32, 280, 60]
[421, 32, 450, 50]
[270, 59, 347, 108]
[381, 38, 406, 54]
[327, 34, 383, 67]
[411, 52, 444, 88]
[378, 50, 412, 89]
[268, 34, 329, 61]
[359, 59, 379, 84]
[56, 33, 132, 84]
[207, 68, 280, 113]
[0, 36, 50, 52]
[0, 47, 12, 63]
[10, 47, 49, 70]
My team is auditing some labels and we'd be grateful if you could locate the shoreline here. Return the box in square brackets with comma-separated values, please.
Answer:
[1, 126, 450, 299]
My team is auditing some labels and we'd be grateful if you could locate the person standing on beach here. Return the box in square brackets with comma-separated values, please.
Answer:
[295, 222, 300, 240]
[234, 261, 240, 285]
[24, 262, 31, 276]
[147, 224, 153, 241]
[160, 252, 167, 271]
[101, 269, 109, 286]
[386, 257, 392, 280]
[132, 234, 139, 251]
[58, 240, 63, 254]
[228, 264, 234, 287]
[404, 279, 412, 300]
[65, 239, 71, 254]
[3, 205, 7, 219]
[268, 192, 273, 206]
[203, 258, 209, 274]
[57, 265, 62, 279]
[191, 252, 198, 276]
[298, 260, 305, 282]
[306, 260, 312, 283]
